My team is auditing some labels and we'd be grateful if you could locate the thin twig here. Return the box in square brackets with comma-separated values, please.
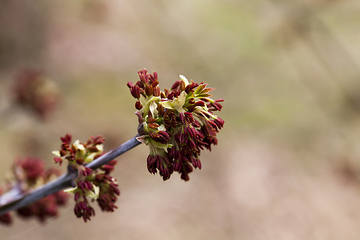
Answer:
[0, 135, 141, 216]
[87, 134, 141, 170]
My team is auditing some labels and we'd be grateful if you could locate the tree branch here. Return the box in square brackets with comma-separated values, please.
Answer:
[0, 135, 141, 216]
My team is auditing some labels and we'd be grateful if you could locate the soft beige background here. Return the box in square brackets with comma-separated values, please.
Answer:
[1, 0, 360, 239]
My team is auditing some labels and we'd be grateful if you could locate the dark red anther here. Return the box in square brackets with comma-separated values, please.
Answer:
[76, 158, 84, 165]
[126, 82, 134, 88]
[135, 101, 143, 110]
[130, 85, 141, 99]
[153, 86, 160, 96]
[148, 123, 160, 129]
[171, 80, 181, 90]
[145, 85, 153, 96]
[54, 157, 63, 165]
[214, 117, 224, 129]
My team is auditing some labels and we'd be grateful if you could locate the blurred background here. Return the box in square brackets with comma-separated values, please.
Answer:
[1, 0, 360, 239]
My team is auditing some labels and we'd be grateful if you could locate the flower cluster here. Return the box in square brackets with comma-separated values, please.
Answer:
[12, 69, 60, 119]
[127, 69, 224, 181]
[0, 158, 69, 225]
[52, 134, 119, 222]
